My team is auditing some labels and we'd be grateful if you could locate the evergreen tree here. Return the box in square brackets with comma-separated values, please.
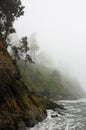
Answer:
[19, 36, 34, 63]
[0, 0, 24, 38]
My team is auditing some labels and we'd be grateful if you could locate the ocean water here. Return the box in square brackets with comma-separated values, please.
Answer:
[28, 99, 86, 130]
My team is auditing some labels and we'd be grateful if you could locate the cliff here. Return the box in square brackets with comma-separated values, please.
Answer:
[0, 37, 61, 130]
[18, 63, 86, 100]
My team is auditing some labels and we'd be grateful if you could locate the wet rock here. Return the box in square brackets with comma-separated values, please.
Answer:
[51, 114, 58, 118]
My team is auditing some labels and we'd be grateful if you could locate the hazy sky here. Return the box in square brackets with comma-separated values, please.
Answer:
[14, 0, 86, 90]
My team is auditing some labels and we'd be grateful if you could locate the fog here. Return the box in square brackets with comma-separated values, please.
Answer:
[14, 0, 86, 91]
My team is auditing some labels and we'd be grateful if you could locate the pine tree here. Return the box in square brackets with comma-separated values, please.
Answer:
[0, 0, 24, 38]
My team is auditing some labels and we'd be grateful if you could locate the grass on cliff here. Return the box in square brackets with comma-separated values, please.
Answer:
[18, 61, 67, 99]
[17, 61, 86, 100]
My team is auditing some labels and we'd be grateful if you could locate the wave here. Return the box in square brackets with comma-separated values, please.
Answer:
[28, 99, 86, 130]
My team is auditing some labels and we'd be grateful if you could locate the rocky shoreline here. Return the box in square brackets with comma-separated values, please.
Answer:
[0, 37, 65, 130]
[0, 93, 64, 130]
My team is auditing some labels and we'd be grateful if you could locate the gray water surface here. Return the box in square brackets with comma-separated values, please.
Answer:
[28, 99, 86, 130]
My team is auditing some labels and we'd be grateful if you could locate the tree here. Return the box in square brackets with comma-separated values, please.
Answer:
[19, 36, 33, 63]
[29, 33, 39, 62]
[11, 45, 20, 60]
[0, 0, 24, 38]
[20, 36, 29, 53]
[11, 36, 34, 76]
[51, 70, 61, 81]
[19, 36, 31, 75]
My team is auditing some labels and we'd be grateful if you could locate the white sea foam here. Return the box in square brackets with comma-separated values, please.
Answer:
[28, 99, 86, 130]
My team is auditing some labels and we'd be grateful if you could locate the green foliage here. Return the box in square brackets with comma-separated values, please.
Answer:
[51, 70, 61, 81]
[20, 36, 29, 53]
[11, 36, 34, 63]
[11, 36, 34, 78]
[0, 0, 24, 38]
[18, 62, 67, 99]
[19, 36, 33, 63]
[11, 46, 20, 60]
[18, 61, 86, 100]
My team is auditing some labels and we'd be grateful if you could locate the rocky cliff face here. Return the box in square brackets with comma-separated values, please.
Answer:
[0, 37, 45, 129]
[0, 37, 61, 130]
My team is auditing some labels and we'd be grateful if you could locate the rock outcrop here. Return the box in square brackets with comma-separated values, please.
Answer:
[0, 37, 62, 130]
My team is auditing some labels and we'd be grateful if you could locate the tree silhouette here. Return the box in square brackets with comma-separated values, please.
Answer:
[11, 46, 20, 60]
[11, 36, 34, 76]
[0, 0, 24, 38]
